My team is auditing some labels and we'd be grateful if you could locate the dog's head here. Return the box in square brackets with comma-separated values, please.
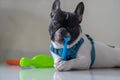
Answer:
[48, 0, 84, 45]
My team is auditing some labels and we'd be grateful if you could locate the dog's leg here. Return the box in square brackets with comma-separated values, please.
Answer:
[56, 56, 91, 71]
[51, 52, 62, 69]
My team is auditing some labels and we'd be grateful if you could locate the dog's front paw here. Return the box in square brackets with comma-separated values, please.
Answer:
[55, 61, 71, 71]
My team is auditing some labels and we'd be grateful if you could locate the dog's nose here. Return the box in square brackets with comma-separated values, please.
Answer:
[60, 28, 67, 36]
[54, 28, 71, 43]
[59, 28, 70, 38]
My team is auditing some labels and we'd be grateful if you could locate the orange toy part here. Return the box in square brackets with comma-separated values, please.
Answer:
[6, 59, 20, 65]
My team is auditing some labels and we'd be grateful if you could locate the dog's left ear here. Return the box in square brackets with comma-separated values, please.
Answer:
[74, 2, 84, 23]
[50, 0, 61, 17]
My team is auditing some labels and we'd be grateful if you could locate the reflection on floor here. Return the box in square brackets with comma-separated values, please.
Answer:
[20, 68, 55, 80]
[0, 64, 120, 80]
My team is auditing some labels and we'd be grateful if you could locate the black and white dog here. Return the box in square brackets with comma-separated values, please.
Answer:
[48, 0, 120, 71]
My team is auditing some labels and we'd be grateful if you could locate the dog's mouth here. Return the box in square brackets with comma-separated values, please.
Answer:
[54, 39, 64, 44]
[53, 28, 71, 45]
[54, 33, 71, 44]
[54, 38, 72, 46]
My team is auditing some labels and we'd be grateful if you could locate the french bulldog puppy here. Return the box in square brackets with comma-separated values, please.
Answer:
[48, 0, 120, 71]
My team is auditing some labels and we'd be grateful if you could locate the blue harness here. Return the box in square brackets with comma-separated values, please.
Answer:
[50, 35, 95, 68]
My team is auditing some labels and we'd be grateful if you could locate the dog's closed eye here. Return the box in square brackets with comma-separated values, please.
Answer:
[53, 21, 60, 28]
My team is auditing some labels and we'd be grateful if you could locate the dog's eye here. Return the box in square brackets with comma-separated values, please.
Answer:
[53, 21, 60, 27]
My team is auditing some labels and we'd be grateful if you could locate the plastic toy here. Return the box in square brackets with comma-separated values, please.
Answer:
[20, 54, 54, 68]
[62, 37, 71, 61]
[6, 59, 20, 65]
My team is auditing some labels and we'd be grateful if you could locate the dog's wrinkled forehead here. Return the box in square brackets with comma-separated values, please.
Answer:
[53, 10, 70, 20]
[52, 10, 66, 21]
[52, 10, 79, 27]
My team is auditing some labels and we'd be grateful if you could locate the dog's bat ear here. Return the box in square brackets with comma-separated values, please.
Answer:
[74, 2, 84, 23]
[50, 0, 60, 17]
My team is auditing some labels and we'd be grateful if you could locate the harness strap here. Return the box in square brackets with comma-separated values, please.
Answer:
[86, 34, 95, 68]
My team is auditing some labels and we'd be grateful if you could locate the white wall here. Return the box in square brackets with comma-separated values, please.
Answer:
[0, 0, 120, 62]
[82, 0, 120, 47]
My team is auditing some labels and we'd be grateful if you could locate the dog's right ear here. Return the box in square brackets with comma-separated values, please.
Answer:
[50, 0, 60, 17]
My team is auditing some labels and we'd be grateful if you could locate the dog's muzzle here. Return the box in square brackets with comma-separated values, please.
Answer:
[54, 28, 71, 44]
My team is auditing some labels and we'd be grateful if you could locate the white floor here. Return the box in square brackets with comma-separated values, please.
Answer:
[0, 64, 120, 80]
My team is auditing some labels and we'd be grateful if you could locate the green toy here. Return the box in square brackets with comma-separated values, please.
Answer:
[20, 54, 54, 68]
